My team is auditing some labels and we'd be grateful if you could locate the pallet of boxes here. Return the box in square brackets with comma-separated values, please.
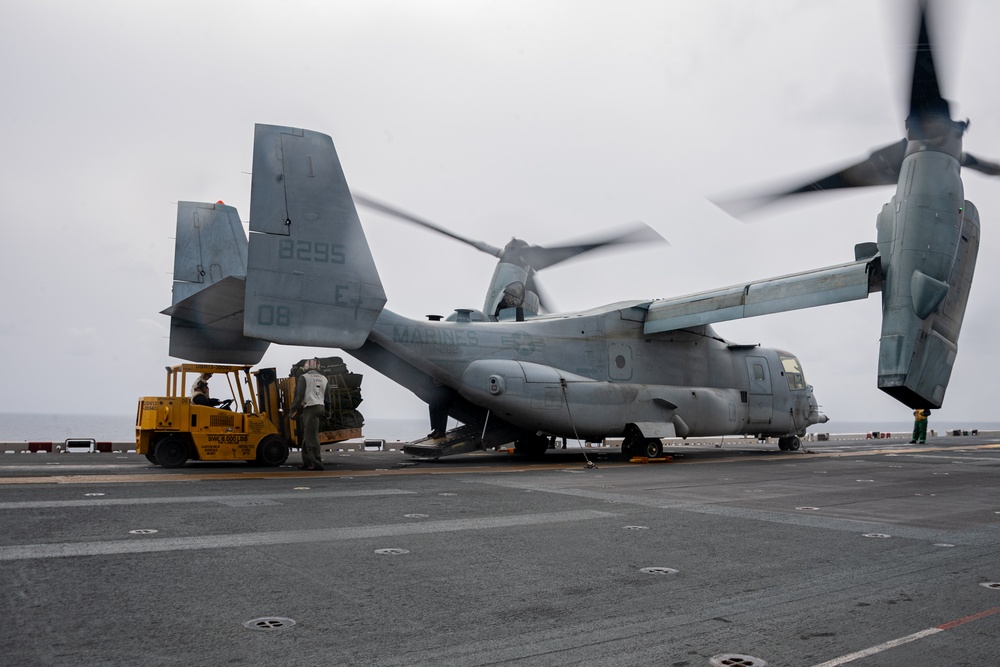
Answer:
[289, 356, 365, 445]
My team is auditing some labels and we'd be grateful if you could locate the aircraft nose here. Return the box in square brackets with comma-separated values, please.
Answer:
[807, 388, 828, 425]
[810, 411, 830, 425]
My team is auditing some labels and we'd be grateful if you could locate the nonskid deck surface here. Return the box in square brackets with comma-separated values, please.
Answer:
[2, 434, 999, 666]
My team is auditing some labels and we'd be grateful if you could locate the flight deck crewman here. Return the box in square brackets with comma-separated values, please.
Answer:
[290, 359, 328, 471]
[910, 408, 930, 444]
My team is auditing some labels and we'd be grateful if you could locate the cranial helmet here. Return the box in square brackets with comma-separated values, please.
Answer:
[303, 359, 319, 371]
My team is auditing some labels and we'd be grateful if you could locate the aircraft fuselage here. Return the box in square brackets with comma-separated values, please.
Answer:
[348, 302, 824, 442]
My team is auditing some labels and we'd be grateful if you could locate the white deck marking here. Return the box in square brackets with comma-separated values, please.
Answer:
[0, 488, 414, 509]
[0, 509, 614, 561]
[809, 606, 1000, 666]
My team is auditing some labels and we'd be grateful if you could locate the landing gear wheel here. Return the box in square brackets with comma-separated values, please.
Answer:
[516, 433, 550, 459]
[639, 438, 664, 459]
[778, 436, 801, 451]
[256, 435, 290, 467]
[155, 436, 188, 468]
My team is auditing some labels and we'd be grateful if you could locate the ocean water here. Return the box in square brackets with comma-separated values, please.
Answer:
[0, 413, 430, 443]
[1, 413, 996, 443]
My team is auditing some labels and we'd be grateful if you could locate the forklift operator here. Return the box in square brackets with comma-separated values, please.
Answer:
[191, 377, 231, 409]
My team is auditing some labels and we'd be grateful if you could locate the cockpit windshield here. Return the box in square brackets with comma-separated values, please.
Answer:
[780, 355, 807, 390]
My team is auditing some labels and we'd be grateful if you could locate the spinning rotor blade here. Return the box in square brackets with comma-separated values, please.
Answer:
[353, 192, 503, 258]
[355, 191, 665, 271]
[355, 191, 666, 315]
[716, 140, 908, 216]
[907, 0, 951, 132]
[524, 269, 555, 313]
[782, 141, 908, 194]
[961, 153, 1000, 176]
[717, 0, 1000, 218]
[511, 222, 664, 313]
[518, 222, 667, 271]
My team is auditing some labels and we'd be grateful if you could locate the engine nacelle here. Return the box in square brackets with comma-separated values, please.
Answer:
[876, 150, 980, 408]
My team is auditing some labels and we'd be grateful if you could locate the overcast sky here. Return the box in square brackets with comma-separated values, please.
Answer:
[1, 0, 997, 427]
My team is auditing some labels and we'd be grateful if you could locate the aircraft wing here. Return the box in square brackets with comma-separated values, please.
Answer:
[643, 256, 881, 334]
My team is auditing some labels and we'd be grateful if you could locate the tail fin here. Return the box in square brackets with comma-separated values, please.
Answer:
[244, 124, 386, 348]
[163, 201, 270, 364]
[170, 201, 248, 304]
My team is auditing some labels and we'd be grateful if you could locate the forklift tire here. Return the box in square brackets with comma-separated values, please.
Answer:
[144, 453, 158, 465]
[155, 436, 189, 468]
[256, 435, 290, 467]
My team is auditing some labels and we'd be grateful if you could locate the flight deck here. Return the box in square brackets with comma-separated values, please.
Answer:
[2, 434, 1000, 666]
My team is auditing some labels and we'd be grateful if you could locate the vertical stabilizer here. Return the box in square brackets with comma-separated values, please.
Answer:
[244, 124, 386, 349]
[172, 201, 248, 303]
[164, 201, 269, 364]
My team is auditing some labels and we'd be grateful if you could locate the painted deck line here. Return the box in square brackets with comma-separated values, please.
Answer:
[0, 442, 997, 486]
[0, 509, 615, 561]
[809, 606, 1000, 667]
[0, 488, 415, 510]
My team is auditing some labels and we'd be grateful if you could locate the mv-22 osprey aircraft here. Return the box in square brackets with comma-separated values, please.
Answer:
[164, 1, 994, 460]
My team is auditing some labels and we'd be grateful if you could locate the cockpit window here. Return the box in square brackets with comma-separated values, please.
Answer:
[780, 355, 807, 390]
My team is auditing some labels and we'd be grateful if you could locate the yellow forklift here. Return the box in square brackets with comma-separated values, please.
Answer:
[135, 361, 363, 468]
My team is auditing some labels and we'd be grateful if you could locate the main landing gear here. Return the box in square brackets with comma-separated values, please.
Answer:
[778, 436, 802, 451]
[514, 433, 552, 458]
[621, 425, 663, 459]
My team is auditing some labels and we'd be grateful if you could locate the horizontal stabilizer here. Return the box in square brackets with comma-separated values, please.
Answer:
[163, 276, 269, 364]
[644, 257, 880, 334]
[244, 124, 386, 349]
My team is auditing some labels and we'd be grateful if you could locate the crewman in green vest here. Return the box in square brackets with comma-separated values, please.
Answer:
[910, 408, 930, 444]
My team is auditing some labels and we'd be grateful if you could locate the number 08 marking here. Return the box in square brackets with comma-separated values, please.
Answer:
[257, 305, 291, 326]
